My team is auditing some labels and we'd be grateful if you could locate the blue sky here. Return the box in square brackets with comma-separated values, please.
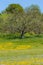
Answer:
[0, 0, 43, 12]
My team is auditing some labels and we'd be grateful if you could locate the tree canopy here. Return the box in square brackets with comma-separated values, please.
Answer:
[0, 4, 43, 38]
[5, 4, 24, 14]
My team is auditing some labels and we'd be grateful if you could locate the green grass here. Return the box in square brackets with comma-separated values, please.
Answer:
[0, 49, 43, 65]
[0, 36, 43, 49]
[0, 36, 43, 64]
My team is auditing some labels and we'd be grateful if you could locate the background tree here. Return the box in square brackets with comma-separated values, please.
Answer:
[25, 5, 41, 35]
[0, 4, 43, 38]
[5, 4, 24, 14]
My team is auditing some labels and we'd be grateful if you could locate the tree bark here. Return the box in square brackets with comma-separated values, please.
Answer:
[20, 30, 24, 39]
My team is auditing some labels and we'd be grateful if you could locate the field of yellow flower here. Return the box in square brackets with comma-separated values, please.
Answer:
[0, 60, 42, 65]
[0, 48, 43, 65]
[0, 56, 43, 65]
[0, 42, 32, 50]
[0, 37, 43, 65]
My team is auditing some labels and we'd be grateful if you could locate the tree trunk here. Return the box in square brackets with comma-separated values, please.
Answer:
[20, 30, 24, 39]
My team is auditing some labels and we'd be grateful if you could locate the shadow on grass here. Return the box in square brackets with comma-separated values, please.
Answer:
[0, 34, 43, 40]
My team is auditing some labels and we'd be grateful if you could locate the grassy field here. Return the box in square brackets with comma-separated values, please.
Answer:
[0, 36, 43, 65]
[0, 36, 43, 49]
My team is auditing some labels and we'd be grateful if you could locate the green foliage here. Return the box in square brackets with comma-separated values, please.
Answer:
[0, 4, 43, 39]
[5, 4, 24, 13]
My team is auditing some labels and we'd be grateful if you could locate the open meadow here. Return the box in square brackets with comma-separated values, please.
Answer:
[0, 36, 43, 65]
